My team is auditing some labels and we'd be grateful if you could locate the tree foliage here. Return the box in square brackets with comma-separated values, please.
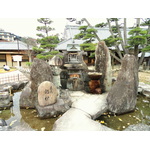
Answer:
[104, 36, 122, 47]
[141, 18, 150, 26]
[74, 25, 97, 50]
[36, 18, 54, 37]
[95, 22, 107, 28]
[140, 18, 150, 52]
[32, 18, 60, 61]
[37, 36, 59, 50]
[68, 18, 150, 66]
[36, 50, 60, 61]
[80, 43, 97, 51]
[127, 27, 148, 47]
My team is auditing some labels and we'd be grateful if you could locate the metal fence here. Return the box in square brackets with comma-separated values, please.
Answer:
[0, 73, 29, 84]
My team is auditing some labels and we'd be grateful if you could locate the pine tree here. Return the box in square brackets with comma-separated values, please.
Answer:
[33, 18, 60, 61]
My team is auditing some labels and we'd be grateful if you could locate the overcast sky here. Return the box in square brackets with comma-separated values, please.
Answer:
[0, 0, 148, 39]
[0, 18, 137, 39]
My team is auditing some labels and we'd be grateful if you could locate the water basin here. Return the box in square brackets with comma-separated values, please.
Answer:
[0, 92, 150, 131]
[0, 92, 58, 131]
[97, 95, 150, 130]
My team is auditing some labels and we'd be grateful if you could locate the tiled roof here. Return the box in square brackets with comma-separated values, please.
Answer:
[56, 25, 131, 51]
[0, 41, 32, 50]
[138, 52, 150, 57]
[63, 25, 131, 41]
[55, 38, 84, 50]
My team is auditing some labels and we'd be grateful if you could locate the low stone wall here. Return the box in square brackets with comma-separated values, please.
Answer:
[0, 80, 28, 110]
[0, 80, 29, 92]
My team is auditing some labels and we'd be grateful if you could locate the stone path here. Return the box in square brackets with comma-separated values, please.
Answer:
[52, 91, 114, 131]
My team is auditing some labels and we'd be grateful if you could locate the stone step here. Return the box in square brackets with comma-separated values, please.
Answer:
[52, 92, 113, 131]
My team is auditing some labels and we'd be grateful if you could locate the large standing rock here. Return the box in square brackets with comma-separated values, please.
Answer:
[38, 81, 58, 107]
[19, 58, 53, 108]
[29, 58, 53, 107]
[95, 41, 112, 92]
[107, 54, 138, 114]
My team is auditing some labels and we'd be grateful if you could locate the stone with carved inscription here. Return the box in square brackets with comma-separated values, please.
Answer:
[38, 81, 58, 107]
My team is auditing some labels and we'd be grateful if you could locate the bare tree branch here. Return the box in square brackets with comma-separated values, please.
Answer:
[124, 18, 128, 53]
[115, 19, 127, 54]
[82, 18, 101, 42]
[106, 18, 123, 59]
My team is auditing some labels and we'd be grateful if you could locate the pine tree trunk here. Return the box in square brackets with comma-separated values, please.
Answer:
[138, 52, 145, 67]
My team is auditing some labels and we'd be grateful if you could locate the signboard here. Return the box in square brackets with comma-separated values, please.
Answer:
[12, 55, 22, 61]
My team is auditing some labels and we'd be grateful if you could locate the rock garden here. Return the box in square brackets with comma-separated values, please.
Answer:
[0, 42, 150, 131]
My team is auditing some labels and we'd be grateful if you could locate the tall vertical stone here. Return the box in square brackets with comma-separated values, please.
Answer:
[95, 41, 112, 92]
[30, 58, 53, 105]
[107, 54, 139, 114]
[20, 58, 53, 108]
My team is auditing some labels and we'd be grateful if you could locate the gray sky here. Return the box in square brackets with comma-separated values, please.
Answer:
[0, 0, 147, 39]
[0, 18, 136, 39]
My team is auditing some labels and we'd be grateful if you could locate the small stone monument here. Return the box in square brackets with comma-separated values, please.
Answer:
[36, 81, 71, 118]
[38, 81, 58, 107]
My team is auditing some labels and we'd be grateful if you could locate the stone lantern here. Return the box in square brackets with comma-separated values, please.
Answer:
[61, 42, 88, 91]
[48, 56, 63, 88]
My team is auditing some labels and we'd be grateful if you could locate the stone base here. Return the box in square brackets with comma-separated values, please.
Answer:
[35, 98, 72, 118]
